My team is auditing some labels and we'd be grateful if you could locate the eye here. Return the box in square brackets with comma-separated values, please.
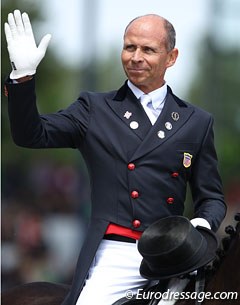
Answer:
[143, 46, 155, 54]
[124, 44, 136, 52]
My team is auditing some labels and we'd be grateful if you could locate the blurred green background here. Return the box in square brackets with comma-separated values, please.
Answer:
[1, 0, 240, 291]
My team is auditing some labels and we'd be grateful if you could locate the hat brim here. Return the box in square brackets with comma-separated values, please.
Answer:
[139, 226, 218, 280]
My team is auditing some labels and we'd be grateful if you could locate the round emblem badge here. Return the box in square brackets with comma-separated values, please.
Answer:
[130, 121, 139, 129]
[157, 130, 165, 139]
[165, 122, 172, 130]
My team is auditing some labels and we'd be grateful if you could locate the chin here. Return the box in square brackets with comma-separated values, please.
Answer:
[128, 76, 145, 86]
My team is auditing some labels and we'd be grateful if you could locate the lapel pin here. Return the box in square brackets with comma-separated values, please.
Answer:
[130, 121, 139, 129]
[124, 111, 132, 119]
[165, 122, 172, 130]
[157, 130, 165, 139]
[171, 112, 180, 121]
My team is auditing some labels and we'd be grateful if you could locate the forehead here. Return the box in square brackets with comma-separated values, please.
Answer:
[124, 17, 166, 46]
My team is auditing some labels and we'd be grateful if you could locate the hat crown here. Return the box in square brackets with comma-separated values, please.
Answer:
[139, 217, 193, 256]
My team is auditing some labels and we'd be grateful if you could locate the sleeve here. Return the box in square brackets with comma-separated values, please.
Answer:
[6, 77, 90, 149]
[189, 116, 227, 232]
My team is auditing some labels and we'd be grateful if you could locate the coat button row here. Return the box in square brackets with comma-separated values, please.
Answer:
[128, 163, 136, 170]
[132, 219, 141, 228]
[131, 190, 139, 199]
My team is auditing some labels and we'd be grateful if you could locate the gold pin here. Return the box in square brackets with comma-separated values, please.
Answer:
[171, 112, 180, 121]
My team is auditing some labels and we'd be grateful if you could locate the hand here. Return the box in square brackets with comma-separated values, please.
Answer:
[4, 10, 51, 79]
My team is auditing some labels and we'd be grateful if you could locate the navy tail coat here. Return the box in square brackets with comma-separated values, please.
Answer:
[6, 79, 226, 305]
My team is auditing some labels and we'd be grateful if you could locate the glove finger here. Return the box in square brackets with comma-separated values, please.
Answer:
[38, 34, 51, 55]
[7, 13, 18, 39]
[14, 9, 25, 36]
[22, 12, 35, 41]
[4, 22, 13, 46]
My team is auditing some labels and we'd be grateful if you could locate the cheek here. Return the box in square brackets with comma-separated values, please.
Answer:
[145, 56, 162, 70]
[121, 52, 130, 66]
[154, 61, 168, 75]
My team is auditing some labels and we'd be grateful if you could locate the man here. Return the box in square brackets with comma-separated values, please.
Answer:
[5, 11, 226, 305]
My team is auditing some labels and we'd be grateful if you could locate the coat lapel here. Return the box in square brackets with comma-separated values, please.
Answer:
[106, 83, 152, 140]
[129, 91, 195, 161]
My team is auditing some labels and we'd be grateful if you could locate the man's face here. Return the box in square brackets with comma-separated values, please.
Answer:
[121, 16, 178, 93]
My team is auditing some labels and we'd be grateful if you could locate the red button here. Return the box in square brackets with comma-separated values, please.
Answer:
[171, 172, 179, 178]
[131, 191, 139, 199]
[132, 219, 141, 228]
[128, 163, 136, 170]
[166, 197, 174, 204]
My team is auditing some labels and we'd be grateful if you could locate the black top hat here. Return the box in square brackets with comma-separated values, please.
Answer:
[138, 216, 218, 280]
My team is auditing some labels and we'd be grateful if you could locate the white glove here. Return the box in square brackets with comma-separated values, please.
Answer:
[4, 10, 51, 79]
[190, 217, 211, 230]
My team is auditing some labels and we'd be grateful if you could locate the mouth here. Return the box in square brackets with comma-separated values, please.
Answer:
[127, 68, 146, 74]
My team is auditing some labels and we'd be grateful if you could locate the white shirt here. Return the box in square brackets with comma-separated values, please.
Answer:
[127, 80, 167, 125]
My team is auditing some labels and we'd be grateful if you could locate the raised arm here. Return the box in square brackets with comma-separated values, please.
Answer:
[4, 11, 90, 150]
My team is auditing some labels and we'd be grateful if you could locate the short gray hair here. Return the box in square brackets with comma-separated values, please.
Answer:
[163, 18, 176, 51]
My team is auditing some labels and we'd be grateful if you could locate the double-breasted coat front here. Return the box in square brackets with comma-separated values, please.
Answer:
[6, 79, 226, 305]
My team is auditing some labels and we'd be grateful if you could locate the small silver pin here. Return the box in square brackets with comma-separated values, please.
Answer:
[165, 122, 172, 130]
[130, 121, 139, 129]
[157, 130, 165, 139]
[171, 112, 180, 121]
[124, 111, 132, 119]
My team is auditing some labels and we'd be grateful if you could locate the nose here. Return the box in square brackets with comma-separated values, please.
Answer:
[131, 48, 143, 62]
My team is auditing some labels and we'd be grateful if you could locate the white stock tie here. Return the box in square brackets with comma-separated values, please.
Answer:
[140, 94, 158, 125]
[140, 94, 152, 107]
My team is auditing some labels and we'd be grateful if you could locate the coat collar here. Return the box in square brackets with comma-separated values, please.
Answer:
[106, 82, 194, 160]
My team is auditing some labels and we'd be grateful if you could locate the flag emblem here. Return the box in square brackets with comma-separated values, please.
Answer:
[183, 152, 193, 168]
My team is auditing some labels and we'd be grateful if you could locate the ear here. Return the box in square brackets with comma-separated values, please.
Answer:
[166, 48, 178, 68]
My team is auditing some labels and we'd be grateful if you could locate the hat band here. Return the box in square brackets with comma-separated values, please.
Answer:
[146, 237, 207, 276]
